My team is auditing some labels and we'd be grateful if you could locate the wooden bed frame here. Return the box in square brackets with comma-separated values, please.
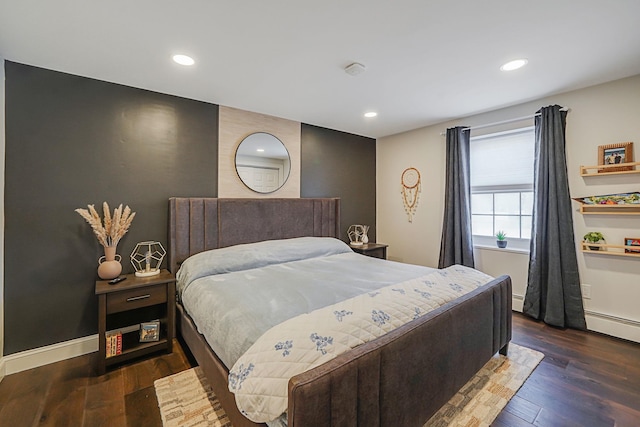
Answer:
[168, 197, 512, 427]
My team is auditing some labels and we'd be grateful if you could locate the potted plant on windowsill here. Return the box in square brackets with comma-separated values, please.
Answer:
[496, 230, 507, 248]
[583, 231, 605, 251]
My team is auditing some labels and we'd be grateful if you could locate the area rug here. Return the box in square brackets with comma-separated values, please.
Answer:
[154, 343, 543, 427]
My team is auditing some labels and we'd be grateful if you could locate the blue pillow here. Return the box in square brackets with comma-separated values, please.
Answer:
[177, 237, 351, 290]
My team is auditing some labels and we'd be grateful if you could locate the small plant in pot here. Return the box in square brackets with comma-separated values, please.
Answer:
[583, 231, 605, 250]
[496, 230, 508, 248]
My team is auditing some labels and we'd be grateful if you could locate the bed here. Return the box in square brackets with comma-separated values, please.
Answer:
[168, 197, 512, 427]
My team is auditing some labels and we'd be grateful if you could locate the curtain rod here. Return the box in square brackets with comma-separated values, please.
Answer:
[439, 107, 569, 136]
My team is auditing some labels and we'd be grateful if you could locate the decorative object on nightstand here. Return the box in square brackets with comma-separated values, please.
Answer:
[496, 230, 508, 248]
[348, 224, 369, 246]
[76, 202, 136, 279]
[130, 241, 166, 277]
[95, 269, 175, 375]
[140, 321, 161, 342]
[401, 167, 421, 222]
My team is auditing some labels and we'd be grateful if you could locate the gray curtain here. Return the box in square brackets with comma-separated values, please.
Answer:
[523, 105, 586, 329]
[438, 126, 474, 268]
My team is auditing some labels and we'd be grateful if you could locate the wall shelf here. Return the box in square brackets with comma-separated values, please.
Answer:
[581, 242, 640, 258]
[579, 204, 640, 215]
[580, 161, 640, 176]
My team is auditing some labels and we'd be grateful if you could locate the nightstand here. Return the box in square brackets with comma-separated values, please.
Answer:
[350, 243, 389, 260]
[95, 269, 175, 375]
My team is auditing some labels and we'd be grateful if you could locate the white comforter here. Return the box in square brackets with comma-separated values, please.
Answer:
[228, 265, 494, 423]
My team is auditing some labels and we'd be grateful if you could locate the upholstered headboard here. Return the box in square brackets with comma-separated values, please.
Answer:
[168, 198, 341, 273]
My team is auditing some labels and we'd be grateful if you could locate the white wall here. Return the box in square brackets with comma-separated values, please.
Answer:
[377, 74, 640, 342]
[0, 58, 6, 381]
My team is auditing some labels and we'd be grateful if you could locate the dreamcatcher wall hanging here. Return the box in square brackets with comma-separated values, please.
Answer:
[401, 167, 421, 222]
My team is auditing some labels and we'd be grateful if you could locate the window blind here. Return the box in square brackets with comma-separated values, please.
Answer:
[470, 127, 535, 191]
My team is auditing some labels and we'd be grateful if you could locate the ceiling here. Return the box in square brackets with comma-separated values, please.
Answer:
[1, 1, 640, 139]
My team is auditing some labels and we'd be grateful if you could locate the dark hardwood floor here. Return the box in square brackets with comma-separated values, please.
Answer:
[0, 312, 638, 426]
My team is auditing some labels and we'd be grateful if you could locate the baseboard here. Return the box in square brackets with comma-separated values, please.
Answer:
[512, 294, 524, 312]
[513, 293, 640, 343]
[3, 334, 98, 375]
[0, 357, 6, 383]
[585, 310, 640, 343]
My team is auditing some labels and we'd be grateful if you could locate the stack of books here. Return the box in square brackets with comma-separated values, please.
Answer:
[106, 331, 123, 358]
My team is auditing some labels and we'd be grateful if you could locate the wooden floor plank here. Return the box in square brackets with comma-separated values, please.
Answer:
[502, 395, 540, 423]
[82, 370, 126, 427]
[492, 410, 538, 427]
[122, 358, 156, 396]
[125, 385, 163, 427]
[0, 367, 21, 408]
[37, 355, 91, 426]
[0, 361, 58, 426]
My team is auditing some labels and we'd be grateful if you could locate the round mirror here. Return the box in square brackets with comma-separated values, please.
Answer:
[235, 132, 291, 193]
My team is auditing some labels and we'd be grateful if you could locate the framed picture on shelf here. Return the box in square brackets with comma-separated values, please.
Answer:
[598, 142, 633, 172]
[139, 321, 160, 342]
[624, 237, 640, 254]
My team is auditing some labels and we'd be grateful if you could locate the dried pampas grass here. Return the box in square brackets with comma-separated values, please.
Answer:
[76, 202, 136, 247]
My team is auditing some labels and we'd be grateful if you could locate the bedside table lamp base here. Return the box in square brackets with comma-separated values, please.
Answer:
[135, 268, 161, 277]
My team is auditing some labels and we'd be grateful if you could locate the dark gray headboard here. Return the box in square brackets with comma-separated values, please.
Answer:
[168, 198, 341, 273]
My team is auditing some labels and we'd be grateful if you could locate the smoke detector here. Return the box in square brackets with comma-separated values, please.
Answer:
[344, 62, 366, 76]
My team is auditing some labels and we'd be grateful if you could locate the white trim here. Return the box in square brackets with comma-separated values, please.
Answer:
[584, 309, 640, 328]
[3, 334, 98, 375]
[1, 57, 6, 382]
[585, 312, 640, 343]
[0, 357, 5, 383]
[512, 293, 524, 312]
[474, 244, 529, 255]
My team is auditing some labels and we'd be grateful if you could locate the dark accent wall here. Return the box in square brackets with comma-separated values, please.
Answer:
[4, 62, 218, 354]
[301, 124, 376, 242]
[3, 62, 377, 356]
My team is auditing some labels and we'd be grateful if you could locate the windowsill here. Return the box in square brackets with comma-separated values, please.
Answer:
[473, 244, 529, 255]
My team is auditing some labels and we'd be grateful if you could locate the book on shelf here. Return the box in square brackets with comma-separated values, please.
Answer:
[105, 331, 123, 358]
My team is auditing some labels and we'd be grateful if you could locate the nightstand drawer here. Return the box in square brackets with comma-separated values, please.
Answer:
[106, 285, 167, 313]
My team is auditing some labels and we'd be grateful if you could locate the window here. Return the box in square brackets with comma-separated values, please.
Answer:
[470, 127, 535, 247]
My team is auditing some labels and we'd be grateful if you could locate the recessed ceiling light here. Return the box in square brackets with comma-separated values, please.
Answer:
[500, 59, 528, 71]
[256, 148, 265, 152]
[172, 54, 195, 66]
[364, 112, 377, 118]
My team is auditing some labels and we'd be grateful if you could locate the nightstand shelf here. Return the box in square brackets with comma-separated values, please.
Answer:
[105, 338, 170, 363]
[95, 269, 175, 375]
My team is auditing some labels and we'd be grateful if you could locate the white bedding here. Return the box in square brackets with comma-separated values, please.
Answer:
[229, 265, 494, 423]
[176, 237, 433, 368]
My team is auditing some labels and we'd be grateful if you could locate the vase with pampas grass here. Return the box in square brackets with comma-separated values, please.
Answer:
[76, 202, 136, 279]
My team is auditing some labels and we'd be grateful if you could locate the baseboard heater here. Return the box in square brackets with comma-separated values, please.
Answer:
[513, 293, 640, 328]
